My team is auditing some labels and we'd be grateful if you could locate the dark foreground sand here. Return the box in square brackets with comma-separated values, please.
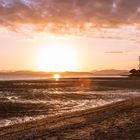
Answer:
[0, 97, 139, 140]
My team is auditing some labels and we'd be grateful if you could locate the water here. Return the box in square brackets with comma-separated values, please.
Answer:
[0, 74, 126, 81]
[0, 74, 52, 81]
[0, 77, 139, 127]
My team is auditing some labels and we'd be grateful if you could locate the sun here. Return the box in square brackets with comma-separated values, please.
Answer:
[36, 43, 79, 72]
[53, 74, 61, 80]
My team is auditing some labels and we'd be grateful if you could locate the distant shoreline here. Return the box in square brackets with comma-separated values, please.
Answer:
[0, 75, 129, 81]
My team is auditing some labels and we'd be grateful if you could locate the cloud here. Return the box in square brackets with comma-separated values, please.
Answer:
[134, 41, 140, 46]
[0, 0, 140, 35]
[105, 51, 125, 54]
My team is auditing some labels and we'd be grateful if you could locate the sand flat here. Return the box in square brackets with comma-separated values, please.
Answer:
[0, 97, 139, 140]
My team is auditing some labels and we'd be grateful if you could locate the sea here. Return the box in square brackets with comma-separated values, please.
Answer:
[0, 74, 139, 128]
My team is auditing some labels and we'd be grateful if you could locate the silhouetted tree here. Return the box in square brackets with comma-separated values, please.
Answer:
[129, 69, 137, 74]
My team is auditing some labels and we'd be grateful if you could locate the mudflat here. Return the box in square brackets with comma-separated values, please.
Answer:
[0, 97, 139, 140]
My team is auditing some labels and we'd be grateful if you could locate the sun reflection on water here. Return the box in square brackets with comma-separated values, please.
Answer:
[53, 74, 61, 80]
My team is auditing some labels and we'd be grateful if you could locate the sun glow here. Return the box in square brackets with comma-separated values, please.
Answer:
[36, 42, 79, 72]
[53, 74, 61, 80]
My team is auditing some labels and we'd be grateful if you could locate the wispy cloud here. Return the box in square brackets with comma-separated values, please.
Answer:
[134, 41, 140, 46]
[105, 51, 125, 54]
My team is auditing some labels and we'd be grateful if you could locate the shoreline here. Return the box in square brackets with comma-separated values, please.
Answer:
[1, 76, 140, 82]
[0, 97, 139, 139]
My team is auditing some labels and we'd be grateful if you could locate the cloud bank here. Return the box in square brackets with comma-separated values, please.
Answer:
[0, 0, 140, 35]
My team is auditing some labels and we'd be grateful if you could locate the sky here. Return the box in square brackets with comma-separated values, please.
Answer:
[0, 0, 140, 72]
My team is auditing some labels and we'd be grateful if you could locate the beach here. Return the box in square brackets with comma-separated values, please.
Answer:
[0, 77, 140, 139]
[0, 97, 139, 140]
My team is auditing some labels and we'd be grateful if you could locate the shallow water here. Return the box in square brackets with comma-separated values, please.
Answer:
[0, 78, 139, 127]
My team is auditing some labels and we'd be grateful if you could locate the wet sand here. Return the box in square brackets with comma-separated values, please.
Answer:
[0, 78, 140, 126]
[0, 97, 139, 140]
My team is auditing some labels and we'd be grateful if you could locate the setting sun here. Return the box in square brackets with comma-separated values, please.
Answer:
[36, 43, 79, 72]
[53, 74, 61, 80]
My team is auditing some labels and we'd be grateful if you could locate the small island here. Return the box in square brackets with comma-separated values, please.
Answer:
[129, 56, 140, 77]
[129, 69, 140, 77]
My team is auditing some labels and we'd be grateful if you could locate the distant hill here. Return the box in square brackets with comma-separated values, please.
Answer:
[0, 70, 129, 76]
[0, 71, 93, 76]
[0, 71, 94, 80]
[91, 69, 129, 76]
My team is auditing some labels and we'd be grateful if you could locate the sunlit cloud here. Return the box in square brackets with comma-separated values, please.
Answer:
[0, 0, 139, 39]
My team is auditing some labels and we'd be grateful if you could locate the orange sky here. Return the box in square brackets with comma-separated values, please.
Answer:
[0, 0, 140, 72]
